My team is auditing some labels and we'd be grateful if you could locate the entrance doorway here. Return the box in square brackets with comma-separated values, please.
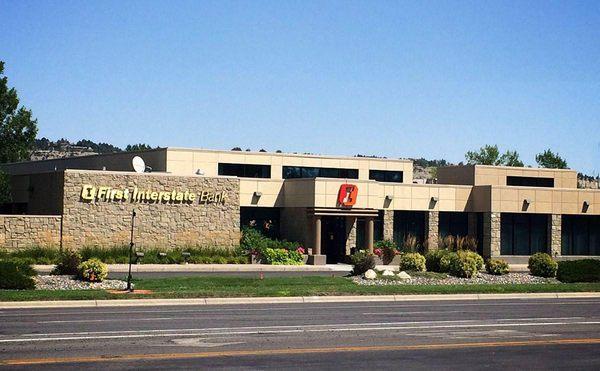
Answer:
[321, 216, 347, 263]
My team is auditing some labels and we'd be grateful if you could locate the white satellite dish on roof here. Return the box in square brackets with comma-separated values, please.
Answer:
[132, 156, 146, 173]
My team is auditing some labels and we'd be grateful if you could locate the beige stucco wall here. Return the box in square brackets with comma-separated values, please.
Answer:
[60, 170, 240, 249]
[439, 165, 577, 188]
[165, 148, 413, 182]
[0, 215, 61, 249]
[490, 186, 600, 214]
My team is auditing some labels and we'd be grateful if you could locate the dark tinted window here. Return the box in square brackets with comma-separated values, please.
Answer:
[439, 212, 468, 238]
[500, 213, 548, 255]
[507, 176, 554, 187]
[218, 163, 271, 178]
[562, 215, 600, 255]
[369, 170, 404, 183]
[282, 166, 358, 179]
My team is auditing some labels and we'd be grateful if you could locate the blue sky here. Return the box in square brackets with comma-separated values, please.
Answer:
[1, 0, 599, 174]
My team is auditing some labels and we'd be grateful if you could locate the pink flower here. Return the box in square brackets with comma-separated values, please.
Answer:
[374, 248, 383, 257]
[296, 246, 306, 254]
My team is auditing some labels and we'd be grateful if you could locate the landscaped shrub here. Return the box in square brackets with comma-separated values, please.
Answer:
[485, 258, 509, 275]
[51, 249, 82, 275]
[456, 236, 478, 252]
[399, 252, 426, 272]
[78, 259, 109, 282]
[425, 249, 452, 272]
[0, 246, 60, 265]
[240, 228, 301, 263]
[448, 251, 484, 278]
[375, 240, 398, 264]
[557, 259, 600, 282]
[528, 253, 557, 278]
[401, 234, 419, 252]
[261, 248, 303, 265]
[0, 260, 36, 290]
[350, 250, 376, 276]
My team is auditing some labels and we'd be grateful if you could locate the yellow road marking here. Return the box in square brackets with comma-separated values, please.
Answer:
[2, 338, 600, 366]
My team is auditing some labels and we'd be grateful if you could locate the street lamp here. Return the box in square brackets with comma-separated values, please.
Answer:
[126, 209, 136, 292]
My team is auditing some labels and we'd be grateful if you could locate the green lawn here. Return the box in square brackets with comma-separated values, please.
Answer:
[1, 276, 600, 301]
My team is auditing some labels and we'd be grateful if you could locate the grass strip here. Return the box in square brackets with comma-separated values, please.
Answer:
[1, 276, 600, 301]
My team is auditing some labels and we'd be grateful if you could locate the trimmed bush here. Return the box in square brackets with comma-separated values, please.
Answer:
[425, 249, 452, 272]
[350, 250, 376, 276]
[557, 259, 600, 282]
[51, 249, 82, 275]
[448, 251, 484, 278]
[528, 253, 557, 278]
[78, 259, 109, 282]
[375, 240, 398, 265]
[399, 253, 426, 272]
[0, 260, 36, 290]
[486, 259, 509, 275]
[261, 248, 303, 265]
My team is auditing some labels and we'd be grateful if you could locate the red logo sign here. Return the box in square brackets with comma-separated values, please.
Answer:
[338, 184, 358, 207]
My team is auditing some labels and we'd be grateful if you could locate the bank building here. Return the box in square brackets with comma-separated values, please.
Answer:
[1, 147, 599, 264]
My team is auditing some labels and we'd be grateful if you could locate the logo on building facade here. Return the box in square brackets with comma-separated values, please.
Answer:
[338, 184, 358, 207]
[80, 185, 228, 204]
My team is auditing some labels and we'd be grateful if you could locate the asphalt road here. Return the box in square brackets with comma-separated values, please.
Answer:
[1, 297, 600, 370]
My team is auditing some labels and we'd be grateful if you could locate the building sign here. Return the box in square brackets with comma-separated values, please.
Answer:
[80, 185, 228, 204]
[338, 184, 358, 207]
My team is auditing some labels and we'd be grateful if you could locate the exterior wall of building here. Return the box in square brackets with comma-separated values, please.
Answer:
[60, 170, 240, 249]
[483, 212, 501, 258]
[165, 148, 413, 181]
[438, 165, 577, 189]
[490, 186, 599, 215]
[0, 215, 62, 249]
[1, 149, 168, 176]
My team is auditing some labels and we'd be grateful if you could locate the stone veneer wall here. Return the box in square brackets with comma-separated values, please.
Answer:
[548, 214, 562, 257]
[345, 216, 357, 254]
[0, 215, 62, 249]
[425, 211, 439, 251]
[483, 212, 501, 258]
[61, 171, 240, 249]
[383, 210, 394, 241]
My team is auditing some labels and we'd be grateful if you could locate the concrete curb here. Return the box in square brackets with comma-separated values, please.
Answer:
[1, 292, 599, 309]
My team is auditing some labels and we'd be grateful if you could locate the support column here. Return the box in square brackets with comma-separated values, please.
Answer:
[307, 215, 325, 265]
[548, 214, 562, 257]
[383, 210, 394, 241]
[366, 217, 374, 254]
[483, 212, 501, 258]
[425, 211, 439, 251]
[345, 216, 357, 255]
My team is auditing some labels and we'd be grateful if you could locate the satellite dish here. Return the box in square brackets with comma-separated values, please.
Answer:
[132, 156, 146, 173]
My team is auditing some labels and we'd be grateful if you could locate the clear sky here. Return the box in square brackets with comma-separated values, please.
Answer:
[1, 0, 599, 174]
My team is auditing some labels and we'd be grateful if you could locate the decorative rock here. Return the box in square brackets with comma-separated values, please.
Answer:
[397, 271, 411, 280]
[382, 270, 395, 276]
[364, 269, 377, 280]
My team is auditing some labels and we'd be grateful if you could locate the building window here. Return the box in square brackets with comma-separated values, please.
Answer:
[507, 176, 554, 187]
[500, 213, 548, 255]
[240, 207, 280, 239]
[561, 215, 600, 255]
[393, 211, 426, 250]
[439, 212, 468, 239]
[218, 163, 271, 178]
[369, 170, 404, 183]
[282, 166, 358, 179]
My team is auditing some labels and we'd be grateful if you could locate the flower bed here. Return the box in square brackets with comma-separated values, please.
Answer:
[352, 272, 559, 286]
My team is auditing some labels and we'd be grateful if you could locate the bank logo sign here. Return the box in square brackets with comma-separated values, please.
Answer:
[80, 185, 228, 204]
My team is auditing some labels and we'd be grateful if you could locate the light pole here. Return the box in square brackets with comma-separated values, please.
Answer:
[126, 209, 136, 292]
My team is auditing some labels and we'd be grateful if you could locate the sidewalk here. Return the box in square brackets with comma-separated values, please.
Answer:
[34, 263, 530, 274]
[2, 292, 599, 309]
